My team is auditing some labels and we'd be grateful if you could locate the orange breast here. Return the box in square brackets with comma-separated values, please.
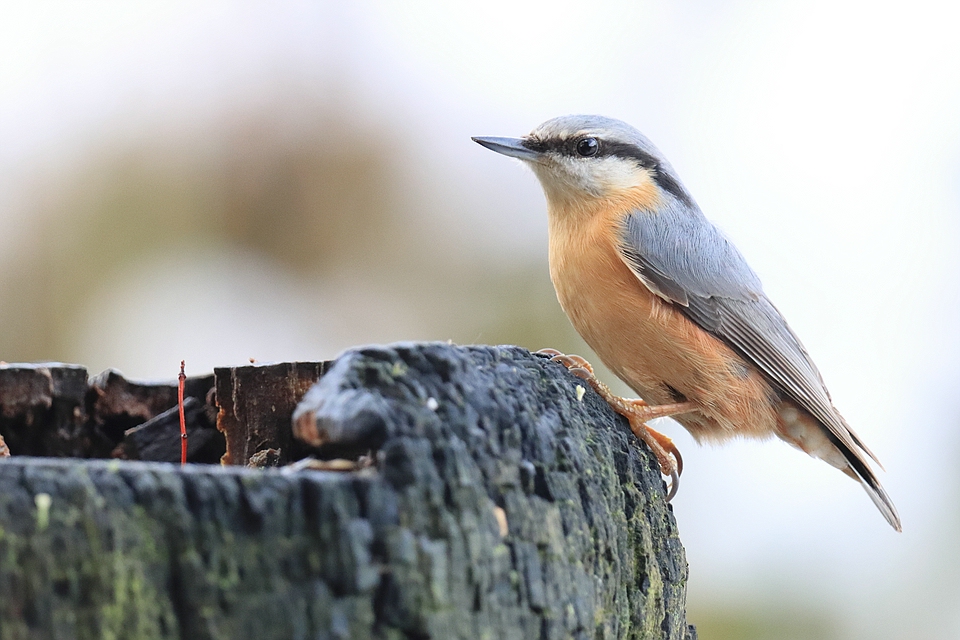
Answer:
[546, 202, 780, 443]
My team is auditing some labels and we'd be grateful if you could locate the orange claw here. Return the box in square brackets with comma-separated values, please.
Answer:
[539, 347, 695, 500]
[644, 422, 684, 477]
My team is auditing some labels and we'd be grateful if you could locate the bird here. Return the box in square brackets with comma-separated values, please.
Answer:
[472, 115, 901, 531]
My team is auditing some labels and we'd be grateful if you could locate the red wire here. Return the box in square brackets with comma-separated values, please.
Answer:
[178, 360, 187, 465]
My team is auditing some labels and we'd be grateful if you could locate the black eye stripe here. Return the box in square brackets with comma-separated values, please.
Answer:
[593, 140, 658, 168]
[523, 136, 657, 167]
[522, 135, 693, 207]
[521, 138, 548, 153]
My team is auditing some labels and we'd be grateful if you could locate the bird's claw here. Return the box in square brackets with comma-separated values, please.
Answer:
[535, 348, 563, 358]
[665, 468, 680, 502]
[568, 366, 594, 380]
[536, 347, 687, 502]
[536, 349, 597, 376]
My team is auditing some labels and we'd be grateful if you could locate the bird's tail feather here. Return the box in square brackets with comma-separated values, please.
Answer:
[856, 470, 902, 532]
[839, 439, 902, 532]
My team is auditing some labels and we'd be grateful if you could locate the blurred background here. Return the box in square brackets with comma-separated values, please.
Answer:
[1, 1, 958, 637]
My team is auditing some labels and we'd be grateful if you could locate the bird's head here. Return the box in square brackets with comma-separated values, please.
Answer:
[473, 115, 693, 215]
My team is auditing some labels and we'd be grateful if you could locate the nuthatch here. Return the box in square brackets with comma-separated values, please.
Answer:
[473, 115, 900, 531]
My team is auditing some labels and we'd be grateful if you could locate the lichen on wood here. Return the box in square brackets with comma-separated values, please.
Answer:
[0, 343, 695, 639]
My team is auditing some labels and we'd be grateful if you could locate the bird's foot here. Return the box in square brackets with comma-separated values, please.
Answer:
[536, 348, 696, 501]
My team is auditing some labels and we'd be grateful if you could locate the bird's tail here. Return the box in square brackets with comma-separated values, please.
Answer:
[778, 404, 901, 531]
[858, 475, 902, 532]
[837, 439, 902, 532]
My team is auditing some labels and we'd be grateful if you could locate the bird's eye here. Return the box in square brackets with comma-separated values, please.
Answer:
[576, 137, 599, 157]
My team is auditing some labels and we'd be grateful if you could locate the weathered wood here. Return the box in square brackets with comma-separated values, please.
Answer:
[214, 361, 328, 466]
[88, 369, 215, 456]
[0, 365, 219, 459]
[119, 397, 224, 463]
[0, 344, 696, 639]
[246, 446, 282, 468]
[0, 362, 88, 456]
[293, 343, 696, 639]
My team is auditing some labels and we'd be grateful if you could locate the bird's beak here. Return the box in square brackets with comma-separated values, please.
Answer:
[471, 136, 541, 161]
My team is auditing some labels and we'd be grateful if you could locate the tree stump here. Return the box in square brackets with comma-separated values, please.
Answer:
[0, 343, 696, 639]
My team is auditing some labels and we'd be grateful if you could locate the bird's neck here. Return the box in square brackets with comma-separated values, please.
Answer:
[541, 176, 664, 302]
[545, 194, 635, 288]
[541, 179, 662, 227]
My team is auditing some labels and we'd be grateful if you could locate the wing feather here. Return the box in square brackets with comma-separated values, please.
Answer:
[617, 210, 881, 465]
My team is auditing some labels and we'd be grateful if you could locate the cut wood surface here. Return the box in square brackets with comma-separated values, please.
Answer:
[0, 344, 696, 639]
[215, 361, 327, 466]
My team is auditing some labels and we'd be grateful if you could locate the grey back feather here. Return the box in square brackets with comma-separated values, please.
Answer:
[620, 202, 763, 302]
[617, 176, 881, 466]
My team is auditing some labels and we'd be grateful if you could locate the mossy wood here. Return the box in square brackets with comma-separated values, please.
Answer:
[0, 344, 695, 639]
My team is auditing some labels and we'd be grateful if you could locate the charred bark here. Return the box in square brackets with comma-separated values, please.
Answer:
[0, 344, 695, 639]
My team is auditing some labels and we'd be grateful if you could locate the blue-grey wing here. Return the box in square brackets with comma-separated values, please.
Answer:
[617, 209, 879, 463]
